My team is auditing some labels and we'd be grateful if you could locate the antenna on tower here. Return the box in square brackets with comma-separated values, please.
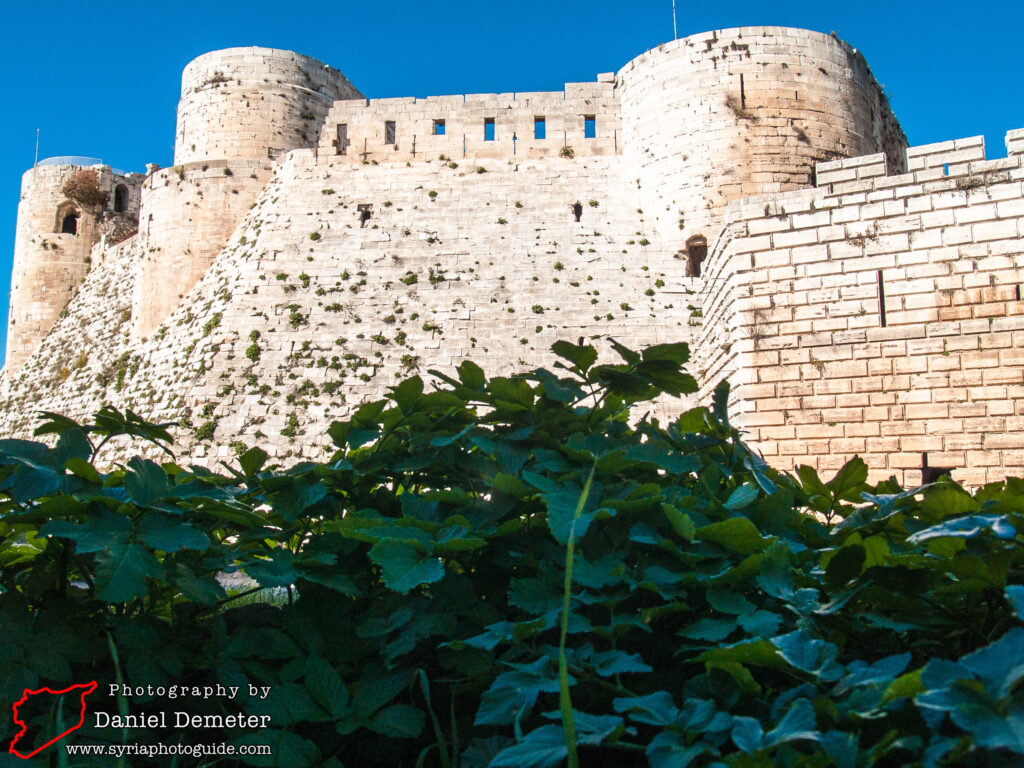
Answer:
[672, 0, 677, 39]
[33, 129, 39, 168]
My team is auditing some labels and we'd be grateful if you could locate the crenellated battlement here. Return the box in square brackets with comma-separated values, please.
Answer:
[815, 129, 1024, 193]
[695, 126, 1024, 485]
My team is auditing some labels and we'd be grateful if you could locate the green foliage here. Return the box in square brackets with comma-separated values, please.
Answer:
[1, 343, 1023, 767]
[202, 311, 223, 337]
[280, 413, 300, 438]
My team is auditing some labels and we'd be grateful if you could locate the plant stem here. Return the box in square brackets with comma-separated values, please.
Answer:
[559, 462, 596, 768]
[106, 631, 129, 768]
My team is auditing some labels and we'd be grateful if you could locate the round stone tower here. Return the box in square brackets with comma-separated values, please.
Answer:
[6, 160, 142, 373]
[174, 47, 362, 166]
[617, 26, 906, 261]
[134, 47, 363, 337]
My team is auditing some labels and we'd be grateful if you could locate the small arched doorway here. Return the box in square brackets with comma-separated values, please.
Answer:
[685, 235, 707, 277]
[113, 184, 129, 213]
[55, 202, 81, 236]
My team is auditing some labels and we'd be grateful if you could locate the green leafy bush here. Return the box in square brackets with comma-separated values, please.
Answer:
[0, 343, 1022, 767]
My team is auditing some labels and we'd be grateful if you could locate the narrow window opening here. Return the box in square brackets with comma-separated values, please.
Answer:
[739, 74, 746, 109]
[484, 118, 495, 141]
[61, 213, 79, 235]
[685, 235, 707, 277]
[571, 201, 583, 222]
[943, 163, 950, 176]
[877, 270, 887, 327]
[385, 121, 396, 145]
[584, 115, 596, 139]
[335, 124, 349, 155]
[921, 453, 953, 484]
[534, 116, 546, 140]
[432, 119, 445, 136]
[1017, 285, 1022, 302]
[357, 204, 372, 228]
[113, 184, 129, 213]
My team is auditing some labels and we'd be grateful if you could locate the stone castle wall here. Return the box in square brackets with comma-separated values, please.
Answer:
[134, 158, 267, 336]
[10, 30, 1019, 488]
[701, 129, 1024, 486]
[6, 163, 142, 372]
[617, 27, 906, 254]
[135, 47, 365, 337]
[132, 30, 900, 346]
[0, 148, 699, 466]
[317, 79, 620, 163]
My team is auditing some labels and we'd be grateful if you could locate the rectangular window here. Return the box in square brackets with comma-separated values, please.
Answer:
[484, 118, 495, 141]
[336, 124, 348, 155]
[584, 115, 596, 139]
[433, 119, 446, 136]
[385, 121, 396, 145]
[534, 117, 546, 140]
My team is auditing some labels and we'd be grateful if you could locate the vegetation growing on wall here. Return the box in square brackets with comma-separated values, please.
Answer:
[0, 341, 1021, 766]
[61, 170, 108, 209]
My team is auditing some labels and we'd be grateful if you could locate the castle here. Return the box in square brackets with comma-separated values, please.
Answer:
[3, 27, 1023, 487]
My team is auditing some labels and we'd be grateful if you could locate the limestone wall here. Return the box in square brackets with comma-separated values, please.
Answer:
[134, 158, 267, 336]
[0, 235, 138, 436]
[703, 129, 1024, 486]
[174, 47, 363, 166]
[10, 35, 1024, 488]
[135, 47, 364, 338]
[6, 164, 142, 373]
[318, 78, 620, 163]
[135, 32, 904, 357]
[617, 26, 906, 257]
[0, 147, 700, 466]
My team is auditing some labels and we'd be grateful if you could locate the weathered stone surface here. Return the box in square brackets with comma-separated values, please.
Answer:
[5, 29, 1021, 487]
[6, 164, 143, 372]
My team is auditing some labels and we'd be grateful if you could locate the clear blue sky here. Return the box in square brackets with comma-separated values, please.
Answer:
[1, 1, 1021, 365]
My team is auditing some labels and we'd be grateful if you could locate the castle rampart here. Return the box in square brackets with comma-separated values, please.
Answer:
[317, 79, 621, 163]
[5, 30, 1020, 487]
[135, 47, 365, 336]
[133, 158, 266, 336]
[696, 129, 1024, 485]
[130, 30, 901, 339]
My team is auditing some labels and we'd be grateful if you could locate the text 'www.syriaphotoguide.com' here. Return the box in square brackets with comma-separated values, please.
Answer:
[64, 742, 271, 758]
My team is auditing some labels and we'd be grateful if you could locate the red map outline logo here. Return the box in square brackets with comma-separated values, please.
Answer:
[8, 681, 97, 759]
